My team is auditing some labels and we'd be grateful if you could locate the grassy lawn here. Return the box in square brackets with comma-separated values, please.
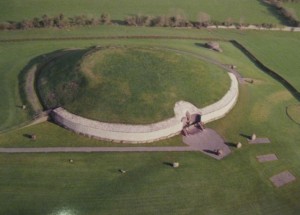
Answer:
[287, 104, 300, 124]
[0, 122, 185, 148]
[1, 146, 300, 215]
[0, 25, 300, 215]
[0, 0, 282, 24]
[233, 31, 300, 92]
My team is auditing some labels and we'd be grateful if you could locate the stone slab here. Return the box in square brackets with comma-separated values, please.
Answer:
[182, 128, 231, 160]
[248, 138, 270, 144]
[256, 154, 278, 163]
[270, 171, 296, 187]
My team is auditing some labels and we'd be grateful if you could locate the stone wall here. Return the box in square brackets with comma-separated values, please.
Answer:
[51, 72, 239, 143]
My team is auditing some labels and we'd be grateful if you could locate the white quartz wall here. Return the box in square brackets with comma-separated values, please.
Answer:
[52, 72, 239, 143]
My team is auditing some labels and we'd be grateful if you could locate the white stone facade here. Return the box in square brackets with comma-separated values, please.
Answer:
[52, 72, 238, 143]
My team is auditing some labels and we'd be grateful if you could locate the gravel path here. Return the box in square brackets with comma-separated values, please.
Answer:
[0, 146, 196, 153]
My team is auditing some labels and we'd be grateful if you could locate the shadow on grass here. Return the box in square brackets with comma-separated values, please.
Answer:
[23, 133, 32, 139]
[163, 162, 174, 167]
[18, 49, 67, 115]
[240, 133, 251, 140]
[18, 47, 94, 118]
[231, 40, 300, 102]
[204, 149, 218, 155]
[225, 142, 237, 148]
[258, 0, 290, 26]
[195, 43, 207, 49]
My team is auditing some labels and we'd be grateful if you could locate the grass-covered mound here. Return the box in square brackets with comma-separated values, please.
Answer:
[37, 46, 230, 124]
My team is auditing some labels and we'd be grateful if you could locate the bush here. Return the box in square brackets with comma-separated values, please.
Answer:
[196, 12, 211, 27]
[0, 22, 13, 30]
[100, 13, 111, 24]
[125, 14, 154, 26]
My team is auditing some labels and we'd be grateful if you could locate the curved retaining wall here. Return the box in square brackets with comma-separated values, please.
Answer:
[52, 72, 238, 143]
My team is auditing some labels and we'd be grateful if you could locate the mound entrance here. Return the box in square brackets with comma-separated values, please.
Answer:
[37, 46, 230, 124]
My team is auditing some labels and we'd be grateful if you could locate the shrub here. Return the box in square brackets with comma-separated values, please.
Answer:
[0, 22, 13, 30]
[100, 13, 111, 24]
[197, 12, 211, 27]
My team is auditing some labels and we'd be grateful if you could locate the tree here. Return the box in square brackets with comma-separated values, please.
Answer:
[41, 14, 53, 27]
[224, 17, 233, 26]
[100, 13, 111, 24]
[197, 12, 211, 27]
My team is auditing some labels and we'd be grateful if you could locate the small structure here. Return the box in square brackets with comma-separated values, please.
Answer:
[31, 134, 37, 141]
[182, 113, 205, 136]
[237, 142, 242, 148]
[216, 149, 223, 156]
[119, 169, 127, 174]
[173, 162, 179, 168]
[205, 42, 223, 52]
[244, 78, 254, 84]
[251, 133, 256, 141]
[22, 105, 26, 110]
[230, 65, 237, 70]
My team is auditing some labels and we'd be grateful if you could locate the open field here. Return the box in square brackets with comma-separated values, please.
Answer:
[0, 18, 300, 215]
[287, 104, 300, 124]
[1, 131, 300, 215]
[0, 0, 283, 24]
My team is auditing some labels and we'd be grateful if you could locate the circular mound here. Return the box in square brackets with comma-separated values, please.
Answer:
[37, 46, 230, 124]
[287, 104, 300, 125]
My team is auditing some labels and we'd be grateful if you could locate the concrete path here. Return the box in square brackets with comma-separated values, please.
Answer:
[0, 146, 197, 153]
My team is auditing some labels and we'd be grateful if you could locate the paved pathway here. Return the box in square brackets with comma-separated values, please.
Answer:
[182, 128, 231, 160]
[0, 146, 196, 153]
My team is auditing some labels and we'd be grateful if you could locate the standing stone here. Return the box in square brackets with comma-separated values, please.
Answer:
[237, 142, 242, 148]
[251, 134, 256, 141]
[22, 105, 26, 110]
[216, 149, 223, 156]
[173, 162, 179, 168]
[31, 134, 37, 141]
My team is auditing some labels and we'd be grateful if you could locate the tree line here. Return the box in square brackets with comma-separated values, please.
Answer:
[0, 13, 111, 30]
[0, 10, 298, 31]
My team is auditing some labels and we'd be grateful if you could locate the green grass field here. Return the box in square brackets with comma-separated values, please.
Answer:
[0, 10, 300, 215]
[0, 0, 283, 24]
[287, 104, 300, 124]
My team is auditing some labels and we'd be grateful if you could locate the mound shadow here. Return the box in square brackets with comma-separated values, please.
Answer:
[18, 47, 94, 117]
